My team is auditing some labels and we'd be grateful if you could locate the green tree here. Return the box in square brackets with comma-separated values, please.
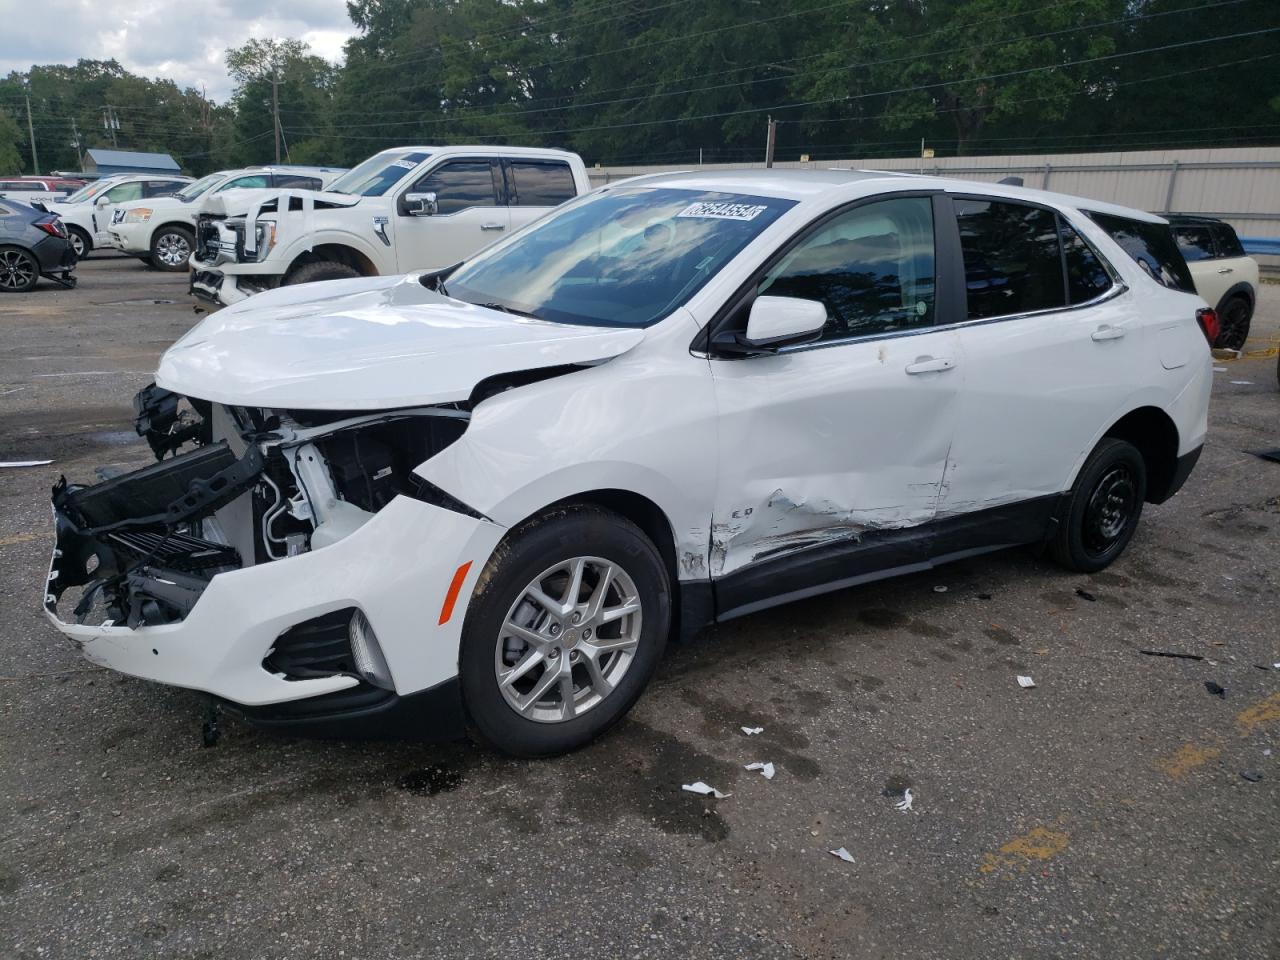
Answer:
[224, 38, 337, 166]
[0, 107, 23, 173]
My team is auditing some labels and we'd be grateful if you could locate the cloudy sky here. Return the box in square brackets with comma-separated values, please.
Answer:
[0, 0, 359, 101]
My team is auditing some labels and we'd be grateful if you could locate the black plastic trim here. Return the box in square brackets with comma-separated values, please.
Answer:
[1150, 444, 1202, 505]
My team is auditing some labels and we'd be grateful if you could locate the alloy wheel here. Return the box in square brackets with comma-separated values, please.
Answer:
[69, 232, 86, 258]
[0, 248, 36, 291]
[155, 232, 191, 267]
[494, 556, 642, 723]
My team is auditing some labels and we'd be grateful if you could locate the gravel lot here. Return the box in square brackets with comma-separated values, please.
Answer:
[2, 257, 1278, 960]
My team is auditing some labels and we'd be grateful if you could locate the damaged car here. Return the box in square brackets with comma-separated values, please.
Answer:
[44, 170, 1211, 756]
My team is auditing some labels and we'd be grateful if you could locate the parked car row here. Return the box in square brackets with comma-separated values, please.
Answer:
[0, 175, 87, 206]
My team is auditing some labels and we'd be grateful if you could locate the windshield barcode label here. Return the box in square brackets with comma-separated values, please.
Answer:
[676, 202, 769, 221]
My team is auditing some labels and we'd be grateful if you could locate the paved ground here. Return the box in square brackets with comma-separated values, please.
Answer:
[2, 257, 1278, 960]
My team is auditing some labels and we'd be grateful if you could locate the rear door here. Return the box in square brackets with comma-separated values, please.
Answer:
[934, 195, 1133, 549]
[1173, 222, 1230, 306]
[394, 157, 509, 271]
[504, 159, 579, 232]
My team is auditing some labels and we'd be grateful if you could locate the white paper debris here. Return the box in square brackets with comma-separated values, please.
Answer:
[894, 788, 914, 812]
[829, 847, 855, 863]
[1230, 380, 1253, 385]
[1213, 366, 1228, 372]
[0, 460, 53, 468]
[745, 762, 776, 780]
[681, 781, 731, 799]
[1264, 749, 1272, 757]
[1017, 675, 1036, 688]
[740, 726, 764, 736]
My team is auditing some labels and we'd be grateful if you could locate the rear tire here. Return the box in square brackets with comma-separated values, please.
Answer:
[0, 245, 39, 293]
[283, 260, 362, 286]
[149, 225, 194, 272]
[1050, 438, 1147, 573]
[1214, 294, 1252, 352]
[67, 227, 90, 260]
[459, 505, 671, 757]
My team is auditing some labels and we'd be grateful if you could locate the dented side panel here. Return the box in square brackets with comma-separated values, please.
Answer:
[706, 329, 964, 578]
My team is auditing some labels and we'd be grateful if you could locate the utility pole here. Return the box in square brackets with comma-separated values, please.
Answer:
[102, 106, 119, 148]
[764, 115, 777, 169]
[70, 117, 82, 162]
[25, 94, 39, 174]
[272, 72, 281, 165]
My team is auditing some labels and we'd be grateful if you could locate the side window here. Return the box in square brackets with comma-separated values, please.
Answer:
[507, 161, 576, 207]
[1212, 223, 1245, 258]
[105, 182, 143, 203]
[274, 174, 322, 190]
[218, 175, 270, 192]
[1060, 219, 1113, 304]
[143, 180, 178, 198]
[1085, 212, 1195, 293]
[955, 199, 1064, 319]
[758, 195, 936, 341]
[2, 181, 35, 191]
[1173, 225, 1217, 262]
[412, 160, 498, 215]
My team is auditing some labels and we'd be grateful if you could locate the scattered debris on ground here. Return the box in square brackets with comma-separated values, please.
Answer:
[829, 847, 855, 863]
[1075, 588, 1096, 601]
[682, 781, 731, 799]
[745, 762, 775, 780]
[894, 789, 915, 812]
[1140, 650, 1205, 661]
[1240, 770, 1263, 783]
[1205, 681, 1226, 699]
[0, 460, 53, 468]
[740, 726, 763, 736]
[1017, 675, 1036, 689]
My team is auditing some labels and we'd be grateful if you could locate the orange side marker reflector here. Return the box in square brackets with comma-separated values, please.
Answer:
[438, 561, 474, 626]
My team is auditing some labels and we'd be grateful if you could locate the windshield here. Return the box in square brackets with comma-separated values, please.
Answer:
[62, 179, 117, 204]
[327, 151, 431, 197]
[444, 187, 796, 328]
[176, 172, 229, 202]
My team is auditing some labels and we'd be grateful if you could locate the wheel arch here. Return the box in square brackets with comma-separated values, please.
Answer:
[153, 220, 195, 238]
[1102, 405, 1181, 503]
[286, 242, 380, 279]
[1213, 280, 1255, 314]
[66, 222, 92, 250]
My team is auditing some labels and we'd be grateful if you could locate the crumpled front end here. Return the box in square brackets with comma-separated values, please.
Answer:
[44, 384, 504, 724]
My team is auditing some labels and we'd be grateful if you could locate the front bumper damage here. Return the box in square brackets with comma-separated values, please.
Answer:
[44, 385, 504, 738]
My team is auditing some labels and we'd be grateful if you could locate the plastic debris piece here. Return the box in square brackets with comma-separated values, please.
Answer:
[1204, 681, 1226, 699]
[1213, 366, 1228, 372]
[0, 460, 53, 468]
[681, 781, 731, 799]
[740, 726, 764, 736]
[1017, 675, 1036, 688]
[1229, 380, 1253, 385]
[1140, 650, 1204, 661]
[894, 788, 914, 812]
[1240, 770, 1263, 783]
[745, 762, 776, 780]
[1075, 588, 1096, 602]
[829, 847, 855, 863]
[933, 585, 948, 593]
[976, 593, 993, 600]
[1263, 749, 1272, 757]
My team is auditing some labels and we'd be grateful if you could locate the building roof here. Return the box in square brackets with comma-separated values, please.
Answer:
[84, 149, 181, 171]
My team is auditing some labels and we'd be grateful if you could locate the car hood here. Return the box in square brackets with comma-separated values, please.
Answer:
[197, 188, 360, 218]
[114, 196, 187, 215]
[156, 273, 645, 409]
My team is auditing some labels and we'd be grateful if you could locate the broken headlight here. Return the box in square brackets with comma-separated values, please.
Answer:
[252, 221, 277, 260]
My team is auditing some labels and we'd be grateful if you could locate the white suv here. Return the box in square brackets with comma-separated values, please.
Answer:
[188, 145, 590, 305]
[108, 166, 347, 271]
[44, 174, 193, 258]
[44, 171, 1211, 757]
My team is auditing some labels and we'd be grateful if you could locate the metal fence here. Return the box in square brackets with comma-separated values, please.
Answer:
[588, 146, 1280, 272]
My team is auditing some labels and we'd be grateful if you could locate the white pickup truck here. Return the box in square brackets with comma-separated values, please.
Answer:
[189, 145, 592, 305]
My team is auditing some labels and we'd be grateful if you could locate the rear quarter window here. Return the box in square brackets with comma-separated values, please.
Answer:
[508, 161, 577, 206]
[1211, 223, 1245, 258]
[1086, 212, 1195, 293]
[1173, 225, 1216, 262]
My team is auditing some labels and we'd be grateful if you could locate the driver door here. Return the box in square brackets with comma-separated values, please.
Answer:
[395, 157, 510, 272]
[94, 180, 144, 244]
[707, 193, 963, 614]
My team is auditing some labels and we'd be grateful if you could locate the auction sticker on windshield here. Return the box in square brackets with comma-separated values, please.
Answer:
[677, 201, 770, 221]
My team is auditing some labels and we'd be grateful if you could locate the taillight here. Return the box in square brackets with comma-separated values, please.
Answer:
[1195, 307, 1219, 346]
[35, 217, 66, 239]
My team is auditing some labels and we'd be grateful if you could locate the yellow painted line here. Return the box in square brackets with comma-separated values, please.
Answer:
[979, 826, 1069, 875]
[1237, 692, 1280, 736]
[1156, 742, 1221, 779]
[0, 533, 38, 548]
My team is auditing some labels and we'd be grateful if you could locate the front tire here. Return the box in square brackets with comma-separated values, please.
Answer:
[1213, 294, 1252, 352]
[283, 260, 361, 286]
[459, 505, 670, 757]
[149, 225, 195, 272]
[67, 227, 90, 260]
[0, 245, 39, 293]
[1050, 437, 1147, 573]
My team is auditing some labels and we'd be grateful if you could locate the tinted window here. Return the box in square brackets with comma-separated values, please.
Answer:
[413, 160, 498, 215]
[218, 175, 270, 191]
[760, 196, 935, 341]
[445, 187, 795, 328]
[1086, 212, 1195, 293]
[143, 180, 181, 198]
[1212, 223, 1245, 258]
[1173, 225, 1216, 262]
[1060, 220, 1112, 304]
[274, 174, 322, 190]
[508, 161, 576, 207]
[956, 199, 1064, 319]
[104, 182, 143, 203]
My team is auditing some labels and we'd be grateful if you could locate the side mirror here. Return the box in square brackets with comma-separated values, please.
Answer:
[712, 296, 827, 356]
[95, 195, 110, 207]
[404, 191, 438, 217]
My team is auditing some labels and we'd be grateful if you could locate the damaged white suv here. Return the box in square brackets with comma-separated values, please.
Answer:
[44, 170, 1212, 756]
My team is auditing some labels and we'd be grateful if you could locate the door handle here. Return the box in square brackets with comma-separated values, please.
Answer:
[1217, 267, 1234, 274]
[904, 356, 956, 375]
[480, 222, 506, 231]
[1091, 324, 1126, 342]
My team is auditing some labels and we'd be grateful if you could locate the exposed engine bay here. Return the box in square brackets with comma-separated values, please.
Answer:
[47, 382, 471, 629]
